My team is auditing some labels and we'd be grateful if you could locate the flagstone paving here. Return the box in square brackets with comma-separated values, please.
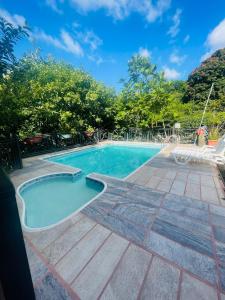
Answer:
[10, 142, 225, 299]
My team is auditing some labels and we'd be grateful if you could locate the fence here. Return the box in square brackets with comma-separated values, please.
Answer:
[2, 127, 222, 172]
[102, 128, 198, 144]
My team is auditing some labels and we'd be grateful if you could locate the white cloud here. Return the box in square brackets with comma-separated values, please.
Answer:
[77, 30, 102, 50]
[88, 54, 115, 65]
[61, 30, 83, 56]
[167, 8, 182, 38]
[138, 47, 151, 58]
[146, 0, 171, 22]
[183, 34, 190, 44]
[88, 54, 103, 65]
[0, 8, 26, 27]
[72, 21, 80, 28]
[169, 51, 186, 65]
[206, 19, 225, 50]
[32, 28, 83, 56]
[67, 0, 171, 22]
[201, 18, 225, 61]
[45, 0, 63, 14]
[163, 66, 180, 79]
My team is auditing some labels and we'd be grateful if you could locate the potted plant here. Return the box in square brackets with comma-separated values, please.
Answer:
[208, 127, 220, 146]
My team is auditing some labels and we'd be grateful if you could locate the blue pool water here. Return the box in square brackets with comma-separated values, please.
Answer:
[21, 175, 103, 228]
[47, 145, 160, 178]
[20, 144, 161, 229]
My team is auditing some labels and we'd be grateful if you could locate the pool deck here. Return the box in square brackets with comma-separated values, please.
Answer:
[10, 142, 225, 300]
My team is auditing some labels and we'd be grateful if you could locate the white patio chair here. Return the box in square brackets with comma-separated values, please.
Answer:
[172, 134, 225, 165]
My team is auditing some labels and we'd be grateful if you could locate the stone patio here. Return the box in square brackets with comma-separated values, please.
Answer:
[10, 143, 225, 299]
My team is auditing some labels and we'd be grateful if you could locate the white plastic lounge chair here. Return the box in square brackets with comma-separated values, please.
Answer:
[172, 134, 225, 165]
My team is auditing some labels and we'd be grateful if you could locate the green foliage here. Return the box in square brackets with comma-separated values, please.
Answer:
[184, 49, 225, 107]
[0, 17, 28, 77]
[208, 127, 220, 140]
[114, 55, 188, 130]
[0, 53, 116, 136]
[0, 31, 224, 137]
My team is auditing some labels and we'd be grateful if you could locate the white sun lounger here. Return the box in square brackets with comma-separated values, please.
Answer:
[172, 134, 225, 165]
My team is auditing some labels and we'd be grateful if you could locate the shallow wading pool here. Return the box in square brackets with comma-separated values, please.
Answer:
[18, 144, 162, 229]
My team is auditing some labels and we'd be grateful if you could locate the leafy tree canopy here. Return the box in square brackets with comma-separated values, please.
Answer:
[0, 17, 28, 78]
[0, 16, 224, 138]
[0, 53, 116, 136]
[184, 48, 225, 107]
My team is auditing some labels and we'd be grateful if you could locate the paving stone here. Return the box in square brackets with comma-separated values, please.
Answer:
[201, 175, 215, 187]
[152, 218, 213, 257]
[221, 293, 225, 300]
[188, 173, 200, 184]
[175, 171, 189, 182]
[134, 173, 151, 185]
[165, 193, 209, 210]
[145, 176, 162, 189]
[164, 194, 209, 224]
[90, 196, 116, 210]
[145, 231, 217, 284]
[219, 263, 225, 292]
[43, 217, 96, 265]
[185, 182, 201, 200]
[211, 214, 225, 228]
[170, 180, 186, 196]
[213, 226, 225, 243]
[25, 240, 48, 283]
[72, 233, 128, 300]
[215, 241, 225, 265]
[117, 194, 158, 210]
[69, 213, 84, 225]
[126, 172, 139, 183]
[213, 177, 225, 198]
[56, 224, 111, 283]
[26, 219, 73, 251]
[157, 179, 173, 192]
[158, 208, 212, 238]
[100, 244, 151, 300]
[180, 272, 218, 300]
[35, 273, 76, 300]
[102, 212, 146, 245]
[100, 192, 124, 205]
[84, 201, 147, 245]
[201, 185, 219, 203]
[140, 256, 180, 300]
[129, 185, 164, 205]
[210, 204, 225, 217]
[113, 203, 156, 227]
[105, 186, 128, 197]
[164, 170, 176, 180]
[111, 194, 157, 213]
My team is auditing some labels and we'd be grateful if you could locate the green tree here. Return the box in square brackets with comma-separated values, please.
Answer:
[115, 54, 186, 130]
[183, 48, 225, 106]
[0, 17, 28, 77]
[0, 53, 116, 136]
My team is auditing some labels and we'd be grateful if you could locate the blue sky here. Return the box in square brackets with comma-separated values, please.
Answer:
[1, 0, 225, 91]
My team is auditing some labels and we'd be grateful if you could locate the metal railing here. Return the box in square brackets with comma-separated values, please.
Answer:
[104, 128, 198, 144]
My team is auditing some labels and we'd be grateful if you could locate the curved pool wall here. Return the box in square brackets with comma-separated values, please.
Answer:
[18, 143, 162, 231]
[17, 171, 106, 231]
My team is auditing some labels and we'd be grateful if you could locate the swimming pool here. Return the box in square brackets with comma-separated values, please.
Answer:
[18, 144, 161, 230]
[47, 144, 161, 178]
